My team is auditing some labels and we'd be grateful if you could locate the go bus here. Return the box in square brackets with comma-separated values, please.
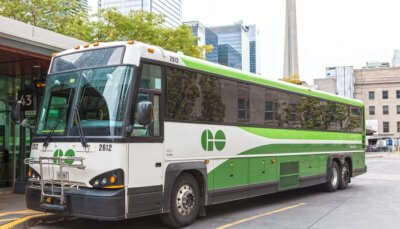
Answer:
[16, 41, 366, 228]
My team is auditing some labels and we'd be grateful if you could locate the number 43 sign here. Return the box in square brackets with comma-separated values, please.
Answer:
[18, 89, 36, 118]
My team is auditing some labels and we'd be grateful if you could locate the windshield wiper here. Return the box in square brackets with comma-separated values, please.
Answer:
[43, 107, 67, 147]
[74, 104, 89, 148]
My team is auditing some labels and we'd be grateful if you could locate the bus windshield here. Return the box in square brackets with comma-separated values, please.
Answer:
[36, 65, 134, 137]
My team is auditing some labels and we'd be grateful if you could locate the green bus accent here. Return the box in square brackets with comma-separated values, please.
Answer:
[181, 56, 364, 107]
[240, 127, 363, 141]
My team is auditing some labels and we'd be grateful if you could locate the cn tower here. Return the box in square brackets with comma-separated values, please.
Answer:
[283, 0, 300, 84]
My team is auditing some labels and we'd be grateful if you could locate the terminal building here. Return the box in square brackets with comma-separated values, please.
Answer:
[0, 16, 81, 193]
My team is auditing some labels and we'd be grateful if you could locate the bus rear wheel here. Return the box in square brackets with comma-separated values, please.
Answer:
[324, 161, 340, 192]
[339, 161, 351, 190]
[161, 173, 200, 228]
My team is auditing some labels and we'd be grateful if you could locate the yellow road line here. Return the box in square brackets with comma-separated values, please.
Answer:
[216, 203, 306, 229]
[0, 218, 18, 223]
[0, 210, 40, 217]
[0, 213, 51, 229]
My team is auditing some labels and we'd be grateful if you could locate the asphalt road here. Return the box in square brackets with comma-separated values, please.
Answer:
[34, 154, 400, 229]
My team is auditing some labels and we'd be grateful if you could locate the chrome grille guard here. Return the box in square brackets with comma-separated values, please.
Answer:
[24, 156, 86, 205]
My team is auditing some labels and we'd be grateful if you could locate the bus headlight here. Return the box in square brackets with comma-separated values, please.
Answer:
[90, 169, 124, 189]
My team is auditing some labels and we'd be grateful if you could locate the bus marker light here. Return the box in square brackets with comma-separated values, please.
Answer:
[83, 44, 90, 48]
[204, 160, 210, 165]
[148, 48, 155, 54]
[93, 42, 99, 47]
[74, 45, 80, 50]
[127, 40, 135, 45]
[52, 52, 58, 57]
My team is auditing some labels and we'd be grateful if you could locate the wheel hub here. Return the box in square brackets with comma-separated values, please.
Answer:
[332, 167, 338, 187]
[176, 184, 196, 216]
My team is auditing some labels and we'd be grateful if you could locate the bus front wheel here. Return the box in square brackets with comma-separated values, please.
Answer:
[161, 173, 200, 228]
[324, 161, 340, 192]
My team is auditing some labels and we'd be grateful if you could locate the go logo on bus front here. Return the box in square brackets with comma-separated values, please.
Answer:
[201, 130, 226, 151]
[53, 149, 75, 165]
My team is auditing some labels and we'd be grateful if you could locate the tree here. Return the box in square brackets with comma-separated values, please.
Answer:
[91, 9, 211, 58]
[0, 0, 92, 40]
[0, 1, 211, 58]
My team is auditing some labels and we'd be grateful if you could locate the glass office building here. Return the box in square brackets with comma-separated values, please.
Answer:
[248, 25, 259, 74]
[99, 0, 182, 28]
[210, 21, 250, 72]
[185, 21, 219, 64]
[218, 44, 242, 70]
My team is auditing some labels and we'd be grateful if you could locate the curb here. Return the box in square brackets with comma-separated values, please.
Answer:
[0, 213, 62, 229]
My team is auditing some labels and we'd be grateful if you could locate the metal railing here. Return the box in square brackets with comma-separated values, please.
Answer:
[24, 156, 86, 205]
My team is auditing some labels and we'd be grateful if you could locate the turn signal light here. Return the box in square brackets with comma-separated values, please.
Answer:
[109, 175, 116, 184]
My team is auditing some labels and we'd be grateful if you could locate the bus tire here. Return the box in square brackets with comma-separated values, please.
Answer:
[161, 173, 200, 228]
[339, 161, 351, 190]
[324, 161, 340, 192]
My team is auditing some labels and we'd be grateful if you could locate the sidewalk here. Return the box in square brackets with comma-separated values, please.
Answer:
[366, 151, 400, 159]
[0, 192, 51, 229]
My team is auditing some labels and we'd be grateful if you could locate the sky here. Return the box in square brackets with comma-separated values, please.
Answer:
[90, 0, 400, 84]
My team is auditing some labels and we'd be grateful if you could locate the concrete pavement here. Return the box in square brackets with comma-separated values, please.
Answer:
[0, 193, 51, 229]
[31, 153, 400, 229]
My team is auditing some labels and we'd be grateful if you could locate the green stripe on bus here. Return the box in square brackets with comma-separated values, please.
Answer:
[181, 56, 364, 107]
[240, 144, 364, 155]
[240, 127, 363, 141]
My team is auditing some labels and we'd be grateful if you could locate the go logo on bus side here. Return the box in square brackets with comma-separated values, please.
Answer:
[201, 130, 226, 151]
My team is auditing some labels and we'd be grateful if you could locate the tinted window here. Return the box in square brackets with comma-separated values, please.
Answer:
[383, 105, 389, 115]
[383, 91, 388, 99]
[369, 106, 375, 115]
[369, 91, 375, 100]
[165, 66, 363, 133]
[383, 122, 389, 133]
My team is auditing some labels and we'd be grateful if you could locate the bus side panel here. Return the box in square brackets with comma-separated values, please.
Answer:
[127, 143, 164, 218]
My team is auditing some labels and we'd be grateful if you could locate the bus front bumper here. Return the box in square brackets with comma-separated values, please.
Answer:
[26, 185, 125, 221]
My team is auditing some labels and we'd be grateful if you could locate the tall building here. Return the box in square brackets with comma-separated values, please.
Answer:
[218, 44, 242, 69]
[248, 25, 260, 74]
[283, 0, 300, 82]
[99, 0, 182, 28]
[393, 50, 400, 67]
[354, 67, 400, 148]
[314, 66, 355, 99]
[184, 21, 219, 63]
[210, 21, 250, 72]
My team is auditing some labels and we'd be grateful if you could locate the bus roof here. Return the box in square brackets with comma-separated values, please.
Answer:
[55, 41, 364, 107]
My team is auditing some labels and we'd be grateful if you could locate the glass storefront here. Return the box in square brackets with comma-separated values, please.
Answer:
[0, 66, 45, 192]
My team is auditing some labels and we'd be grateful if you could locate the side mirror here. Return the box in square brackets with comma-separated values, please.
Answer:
[137, 101, 153, 125]
[11, 101, 23, 124]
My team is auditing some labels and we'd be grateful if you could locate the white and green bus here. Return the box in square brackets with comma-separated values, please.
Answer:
[17, 41, 366, 228]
